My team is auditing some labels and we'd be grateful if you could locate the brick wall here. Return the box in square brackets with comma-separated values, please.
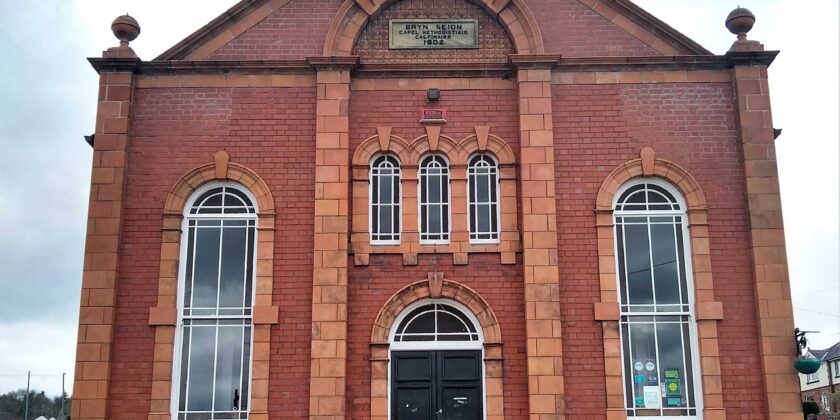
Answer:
[109, 87, 317, 418]
[528, 0, 659, 56]
[210, 0, 659, 62]
[210, 0, 344, 60]
[349, 88, 519, 152]
[552, 82, 767, 418]
[346, 254, 529, 418]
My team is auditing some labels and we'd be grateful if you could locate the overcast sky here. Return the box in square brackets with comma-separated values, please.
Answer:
[0, 0, 836, 396]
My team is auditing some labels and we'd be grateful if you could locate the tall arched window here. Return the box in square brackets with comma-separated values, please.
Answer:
[467, 154, 499, 243]
[614, 179, 701, 418]
[174, 183, 256, 419]
[370, 155, 401, 244]
[419, 155, 450, 244]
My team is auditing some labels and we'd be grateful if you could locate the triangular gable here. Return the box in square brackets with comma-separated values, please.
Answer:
[156, 0, 710, 61]
[575, 0, 710, 55]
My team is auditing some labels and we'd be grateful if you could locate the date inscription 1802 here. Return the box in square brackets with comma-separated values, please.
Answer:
[389, 19, 479, 49]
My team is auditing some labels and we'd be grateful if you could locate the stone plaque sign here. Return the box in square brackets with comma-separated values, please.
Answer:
[389, 19, 478, 49]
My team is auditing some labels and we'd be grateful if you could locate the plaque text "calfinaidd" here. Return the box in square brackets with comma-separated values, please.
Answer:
[389, 19, 479, 49]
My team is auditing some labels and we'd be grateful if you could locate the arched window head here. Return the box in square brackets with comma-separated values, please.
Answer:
[370, 155, 402, 244]
[613, 179, 700, 417]
[419, 155, 450, 244]
[467, 154, 500, 244]
[175, 182, 256, 419]
[393, 303, 480, 343]
[615, 182, 682, 212]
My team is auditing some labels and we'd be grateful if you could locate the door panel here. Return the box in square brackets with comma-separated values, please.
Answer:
[392, 350, 482, 420]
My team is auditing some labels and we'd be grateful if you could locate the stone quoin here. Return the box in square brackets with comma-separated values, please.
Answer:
[71, 1, 800, 420]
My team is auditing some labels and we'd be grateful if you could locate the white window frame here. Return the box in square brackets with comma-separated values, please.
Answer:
[369, 154, 402, 245]
[613, 178, 704, 419]
[387, 299, 487, 420]
[466, 154, 501, 245]
[171, 181, 258, 420]
[418, 154, 452, 245]
[806, 371, 820, 384]
[834, 360, 840, 378]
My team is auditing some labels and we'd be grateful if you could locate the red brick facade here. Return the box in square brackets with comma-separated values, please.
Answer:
[74, 1, 799, 419]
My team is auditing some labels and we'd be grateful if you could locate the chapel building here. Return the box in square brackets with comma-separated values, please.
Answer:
[72, 1, 801, 419]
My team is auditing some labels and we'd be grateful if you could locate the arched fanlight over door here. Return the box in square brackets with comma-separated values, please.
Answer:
[393, 302, 480, 343]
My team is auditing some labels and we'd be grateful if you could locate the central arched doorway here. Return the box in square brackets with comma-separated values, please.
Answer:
[389, 299, 485, 419]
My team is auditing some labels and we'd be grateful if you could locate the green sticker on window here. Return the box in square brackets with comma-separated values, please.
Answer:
[635, 396, 645, 407]
[666, 397, 682, 407]
[664, 368, 680, 379]
[665, 379, 681, 395]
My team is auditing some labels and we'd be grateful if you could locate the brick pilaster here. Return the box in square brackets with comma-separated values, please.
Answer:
[729, 51, 801, 420]
[307, 56, 357, 420]
[71, 64, 137, 420]
[513, 55, 565, 419]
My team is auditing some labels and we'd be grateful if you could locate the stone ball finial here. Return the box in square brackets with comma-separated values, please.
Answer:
[726, 7, 755, 39]
[111, 14, 140, 46]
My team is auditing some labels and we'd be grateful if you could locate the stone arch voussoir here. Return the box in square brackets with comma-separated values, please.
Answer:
[164, 160, 275, 215]
[595, 158, 707, 212]
[371, 279, 502, 345]
[459, 133, 516, 165]
[323, 0, 543, 56]
[352, 134, 417, 168]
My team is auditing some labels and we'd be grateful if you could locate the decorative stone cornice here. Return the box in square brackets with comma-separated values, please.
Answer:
[724, 50, 779, 67]
[306, 55, 360, 71]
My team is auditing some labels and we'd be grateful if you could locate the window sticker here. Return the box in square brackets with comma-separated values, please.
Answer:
[665, 379, 681, 395]
[642, 386, 661, 409]
[645, 361, 656, 372]
[634, 361, 644, 371]
[664, 368, 680, 379]
[634, 374, 645, 384]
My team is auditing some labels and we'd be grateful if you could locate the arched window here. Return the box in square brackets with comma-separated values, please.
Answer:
[467, 154, 499, 243]
[613, 180, 700, 418]
[174, 183, 256, 419]
[392, 302, 480, 343]
[370, 155, 401, 244]
[419, 155, 450, 244]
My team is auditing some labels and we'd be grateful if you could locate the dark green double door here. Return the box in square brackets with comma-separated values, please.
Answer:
[391, 350, 483, 420]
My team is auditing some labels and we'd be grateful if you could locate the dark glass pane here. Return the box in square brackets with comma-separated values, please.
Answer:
[477, 205, 490, 232]
[192, 227, 222, 309]
[401, 334, 435, 342]
[624, 224, 653, 305]
[184, 226, 197, 309]
[219, 226, 247, 308]
[676, 222, 688, 305]
[429, 175, 441, 202]
[428, 204, 441, 234]
[203, 192, 224, 208]
[380, 176, 392, 204]
[621, 322, 634, 408]
[420, 176, 427, 203]
[490, 203, 498, 233]
[179, 325, 192, 411]
[438, 334, 474, 341]
[223, 192, 246, 208]
[650, 223, 680, 305]
[442, 204, 449, 233]
[682, 321, 696, 407]
[617, 184, 644, 205]
[393, 204, 400, 234]
[656, 322, 686, 408]
[393, 176, 400, 203]
[476, 175, 489, 202]
[626, 190, 646, 204]
[371, 177, 379, 205]
[186, 326, 216, 412]
[244, 226, 255, 308]
[214, 325, 244, 412]
[469, 205, 476, 234]
[240, 325, 251, 411]
[437, 312, 469, 334]
[380, 207, 392, 234]
[648, 190, 668, 203]
[489, 174, 497, 201]
[650, 184, 678, 205]
[403, 312, 436, 335]
[468, 175, 476, 202]
[616, 224, 628, 305]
